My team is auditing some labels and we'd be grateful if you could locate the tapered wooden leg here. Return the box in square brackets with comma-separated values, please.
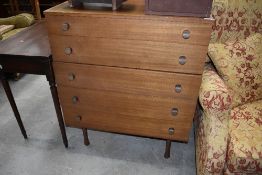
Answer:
[47, 61, 68, 148]
[164, 140, 172, 159]
[1, 74, 27, 139]
[82, 128, 90, 146]
[34, 0, 42, 20]
[49, 83, 68, 148]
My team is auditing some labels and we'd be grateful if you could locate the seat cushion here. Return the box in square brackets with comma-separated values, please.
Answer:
[208, 33, 262, 107]
[0, 25, 14, 35]
[1, 28, 25, 40]
[226, 100, 262, 174]
[0, 25, 14, 40]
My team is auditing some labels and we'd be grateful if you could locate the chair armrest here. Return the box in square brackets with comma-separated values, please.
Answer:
[199, 64, 233, 120]
[196, 64, 233, 174]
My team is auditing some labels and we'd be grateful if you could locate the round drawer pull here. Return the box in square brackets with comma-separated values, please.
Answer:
[175, 84, 182, 93]
[75, 115, 82, 121]
[182, 30, 191, 39]
[0, 64, 3, 70]
[171, 108, 179, 116]
[68, 73, 75, 81]
[179, 56, 187, 65]
[168, 128, 175, 135]
[64, 47, 72, 55]
[62, 22, 70, 31]
[72, 96, 79, 104]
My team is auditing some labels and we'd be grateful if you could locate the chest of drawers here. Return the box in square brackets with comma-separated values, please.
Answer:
[45, 0, 213, 158]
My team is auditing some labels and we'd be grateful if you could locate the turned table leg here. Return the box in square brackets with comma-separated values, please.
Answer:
[164, 140, 172, 159]
[82, 128, 90, 146]
[0, 73, 27, 139]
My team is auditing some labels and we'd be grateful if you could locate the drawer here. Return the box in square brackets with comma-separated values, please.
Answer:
[58, 86, 196, 141]
[50, 35, 208, 74]
[63, 107, 191, 142]
[53, 62, 202, 100]
[58, 86, 197, 122]
[46, 15, 212, 46]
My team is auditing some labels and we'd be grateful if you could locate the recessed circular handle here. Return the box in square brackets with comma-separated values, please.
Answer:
[75, 115, 82, 121]
[168, 128, 175, 135]
[171, 108, 179, 116]
[62, 22, 70, 31]
[68, 73, 75, 81]
[175, 84, 182, 93]
[72, 96, 79, 104]
[179, 56, 187, 65]
[64, 47, 72, 55]
[182, 30, 190, 39]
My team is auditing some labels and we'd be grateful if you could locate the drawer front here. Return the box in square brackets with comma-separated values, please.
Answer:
[50, 35, 208, 74]
[58, 86, 196, 141]
[63, 107, 191, 142]
[53, 62, 202, 100]
[58, 86, 197, 122]
[46, 15, 212, 46]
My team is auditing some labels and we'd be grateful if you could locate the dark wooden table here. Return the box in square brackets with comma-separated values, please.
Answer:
[0, 21, 68, 147]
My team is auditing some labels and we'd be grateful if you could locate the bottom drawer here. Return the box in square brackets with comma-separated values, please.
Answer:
[58, 86, 196, 142]
[64, 107, 191, 142]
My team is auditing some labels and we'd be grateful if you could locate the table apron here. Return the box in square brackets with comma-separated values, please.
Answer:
[0, 56, 52, 76]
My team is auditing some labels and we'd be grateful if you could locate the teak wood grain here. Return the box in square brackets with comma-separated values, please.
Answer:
[58, 86, 197, 122]
[46, 14, 212, 46]
[50, 35, 208, 74]
[53, 62, 202, 100]
[58, 86, 195, 141]
[63, 107, 191, 142]
[45, 0, 213, 145]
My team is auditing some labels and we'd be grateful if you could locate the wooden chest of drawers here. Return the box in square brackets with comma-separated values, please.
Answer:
[45, 0, 212, 157]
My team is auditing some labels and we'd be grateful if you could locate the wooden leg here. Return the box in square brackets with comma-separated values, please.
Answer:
[46, 61, 68, 148]
[9, 0, 15, 15]
[164, 140, 172, 159]
[34, 0, 41, 20]
[0, 74, 27, 139]
[13, 0, 19, 14]
[49, 82, 68, 148]
[82, 128, 90, 146]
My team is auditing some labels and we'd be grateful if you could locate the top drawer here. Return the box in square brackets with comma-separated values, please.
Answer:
[45, 15, 212, 46]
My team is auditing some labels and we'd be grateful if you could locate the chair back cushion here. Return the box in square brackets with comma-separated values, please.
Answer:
[209, 33, 262, 107]
[210, 0, 262, 43]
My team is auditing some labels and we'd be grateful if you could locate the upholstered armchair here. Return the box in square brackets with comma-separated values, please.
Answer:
[195, 0, 262, 174]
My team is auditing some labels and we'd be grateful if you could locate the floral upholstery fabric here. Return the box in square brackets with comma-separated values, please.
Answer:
[196, 64, 262, 175]
[225, 100, 262, 174]
[196, 1, 262, 174]
[208, 33, 262, 107]
[196, 65, 233, 175]
[210, 0, 262, 43]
